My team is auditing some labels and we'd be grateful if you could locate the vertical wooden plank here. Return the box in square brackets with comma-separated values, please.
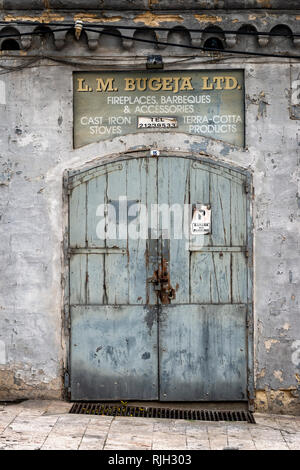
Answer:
[232, 252, 248, 303]
[104, 256, 128, 304]
[212, 252, 231, 303]
[231, 178, 247, 246]
[210, 172, 231, 246]
[69, 183, 86, 248]
[158, 157, 190, 304]
[189, 163, 211, 248]
[190, 253, 216, 303]
[157, 156, 168, 238]
[87, 172, 106, 248]
[70, 254, 87, 305]
[146, 157, 158, 305]
[105, 162, 128, 304]
[127, 158, 148, 304]
[189, 163, 211, 303]
[190, 252, 231, 303]
[87, 254, 104, 304]
[85, 174, 106, 305]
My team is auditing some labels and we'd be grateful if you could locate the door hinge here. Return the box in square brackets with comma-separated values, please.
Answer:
[244, 182, 250, 193]
[64, 370, 70, 388]
[64, 370, 71, 399]
[63, 175, 71, 195]
[64, 305, 70, 330]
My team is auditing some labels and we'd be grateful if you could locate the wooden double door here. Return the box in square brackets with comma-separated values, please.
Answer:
[68, 155, 251, 401]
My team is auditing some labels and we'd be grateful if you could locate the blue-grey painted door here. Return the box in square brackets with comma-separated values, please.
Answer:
[157, 157, 249, 401]
[68, 155, 250, 401]
[69, 158, 159, 400]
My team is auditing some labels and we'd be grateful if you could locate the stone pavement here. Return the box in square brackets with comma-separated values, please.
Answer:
[0, 400, 299, 450]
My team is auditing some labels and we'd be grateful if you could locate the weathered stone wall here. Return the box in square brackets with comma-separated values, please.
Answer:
[0, 10, 299, 55]
[0, 8, 299, 413]
[0, 1, 300, 11]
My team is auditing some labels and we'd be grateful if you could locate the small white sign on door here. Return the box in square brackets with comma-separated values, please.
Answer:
[191, 204, 211, 235]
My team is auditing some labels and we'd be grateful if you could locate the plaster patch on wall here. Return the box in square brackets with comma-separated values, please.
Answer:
[0, 341, 6, 365]
[273, 370, 284, 383]
[133, 12, 184, 27]
[255, 389, 300, 414]
[257, 368, 266, 379]
[0, 163, 13, 186]
[16, 133, 48, 151]
[268, 297, 287, 317]
[194, 14, 222, 24]
[73, 13, 123, 23]
[247, 91, 269, 120]
[0, 80, 5, 105]
[4, 13, 65, 23]
[0, 369, 62, 401]
[257, 92, 269, 119]
[16, 134, 34, 148]
[256, 0, 272, 8]
[220, 143, 232, 157]
[189, 140, 209, 154]
[264, 339, 279, 352]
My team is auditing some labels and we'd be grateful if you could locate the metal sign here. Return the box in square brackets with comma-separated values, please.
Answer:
[191, 204, 211, 235]
[73, 70, 245, 149]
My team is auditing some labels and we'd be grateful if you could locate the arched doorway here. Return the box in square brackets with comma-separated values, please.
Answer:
[67, 153, 252, 402]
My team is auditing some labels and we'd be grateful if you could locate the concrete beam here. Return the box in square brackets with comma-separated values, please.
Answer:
[1, 1, 300, 11]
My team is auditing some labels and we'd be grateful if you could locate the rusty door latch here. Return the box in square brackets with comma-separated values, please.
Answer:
[150, 258, 176, 304]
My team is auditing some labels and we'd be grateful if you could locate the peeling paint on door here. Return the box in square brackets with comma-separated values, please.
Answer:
[68, 154, 251, 401]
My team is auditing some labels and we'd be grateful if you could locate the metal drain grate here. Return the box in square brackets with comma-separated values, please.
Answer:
[69, 403, 255, 423]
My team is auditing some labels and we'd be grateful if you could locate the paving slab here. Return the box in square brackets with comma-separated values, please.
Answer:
[0, 401, 299, 450]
